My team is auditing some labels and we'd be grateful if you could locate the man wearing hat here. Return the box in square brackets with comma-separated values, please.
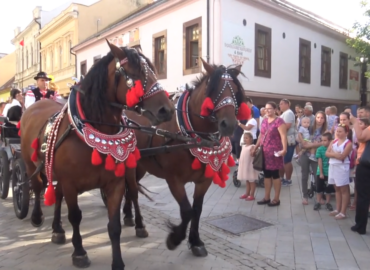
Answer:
[25, 71, 61, 109]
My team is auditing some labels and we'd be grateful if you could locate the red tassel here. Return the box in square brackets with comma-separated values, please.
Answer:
[126, 153, 137, 168]
[165, 91, 169, 97]
[237, 102, 251, 121]
[200, 97, 214, 116]
[18, 130, 21, 136]
[91, 148, 102, 166]
[44, 184, 56, 206]
[204, 164, 214, 178]
[105, 154, 116, 171]
[31, 138, 39, 162]
[134, 147, 141, 161]
[126, 90, 140, 107]
[16, 121, 21, 129]
[220, 172, 229, 182]
[219, 180, 226, 188]
[227, 155, 236, 167]
[221, 163, 230, 175]
[133, 80, 144, 98]
[213, 173, 222, 185]
[115, 162, 125, 177]
[191, 158, 202, 170]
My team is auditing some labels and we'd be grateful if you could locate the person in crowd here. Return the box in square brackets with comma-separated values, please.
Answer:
[314, 132, 334, 211]
[279, 99, 296, 186]
[331, 112, 351, 137]
[246, 97, 261, 137]
[0, 102, 6, 116]
[343, 106, 352, 115]
[300, 111, 328, 205]
[358, 106, 370, 119]
[238, 132, 258, 201]
[327, 106, 338, 132]
[3, 89, 23, 117]
[325, 124, 352, 220]
[259, 107, 266, 130]
[325, 106, 331, 116]
[295, 104, 303, 117]
[302, 105, 315, 130]
[296, 117, 316, 160]
[351, 115, 370, 234]
[252, 101, 287, 207]
[231, 102, 248, 165]
[238, 111, 257, 144]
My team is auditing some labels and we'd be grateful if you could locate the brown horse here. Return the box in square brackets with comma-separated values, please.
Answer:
[20, 41, 174, 269]
[122, 59, 250, 257]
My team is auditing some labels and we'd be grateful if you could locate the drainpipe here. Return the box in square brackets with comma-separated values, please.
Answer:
[207, 0, 210, 63]
[34, 18, 41, 72]
[70, 48, 77, 77]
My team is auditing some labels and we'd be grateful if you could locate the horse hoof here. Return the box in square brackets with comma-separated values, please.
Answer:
[166, 234, 177, 251]
[135, 228, 149, 238]
[191, 245, 208, 257]
[72, 254, 91, 268]
[31, 215, 44, 227]
[123, 218, 135, 227]
[51, 233, 66, 245]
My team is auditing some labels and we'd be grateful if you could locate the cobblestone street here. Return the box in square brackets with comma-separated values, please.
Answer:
[0, 164, 370, 270]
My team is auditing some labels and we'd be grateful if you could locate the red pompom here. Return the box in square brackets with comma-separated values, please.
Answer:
[213, 173, 222, 186]
[91, 148, 102, 166]
[31, 151, 38, 162]
[115, 162, 125, 177]
[126, 90, 140, 107]
[165, 91, 169, 97]
[221, 163, 230, 175]
[126, 153, 137, 168]
[16, 121, 21, 129]
[219, 180, 226, 188]
[220, 172, 229, 182]
[191, 158, 202, 170]
[18, 130, 21, 136]
[44, 184, 56, 206]
[204, 164, 214, 178]
[134, 147, 141, 161]
[133, 80, 144, 98]
[200, 97, 215, 116]
[105, 154, 116, 171]
[227, 155, 236, 167]
[237, 102, 251, 120]
[31, 138, 39, 150]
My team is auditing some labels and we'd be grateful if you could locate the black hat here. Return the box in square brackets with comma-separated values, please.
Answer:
[34, 71, 51, 81]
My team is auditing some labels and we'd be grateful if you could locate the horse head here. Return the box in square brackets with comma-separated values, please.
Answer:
[190, 58, 250, 137]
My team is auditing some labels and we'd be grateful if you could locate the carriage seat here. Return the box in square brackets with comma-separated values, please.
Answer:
[6, 138, 21, 145]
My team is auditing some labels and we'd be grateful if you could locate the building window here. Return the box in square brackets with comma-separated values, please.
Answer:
[51, 51, 54, 72]
[26, 49, 29, 69]
[31, 45, 33, 66]
[93, 55, 101, 65]
[69, 40, 72, 65]
[339, 52, 348, 89]
[299, 38, 311, 84]
[255, 24, 272, 78]
[153, 30, 167, 79]
[321, 46, 331, 87]
[59, 46, 63, 69]
[183, 17, 202, 75]
[43, 53, 46, 71]
[80, 60, 87, 77]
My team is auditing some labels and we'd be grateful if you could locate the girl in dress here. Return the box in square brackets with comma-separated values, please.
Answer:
[325, 124, 353, 219]
[238, 132, 258, 201]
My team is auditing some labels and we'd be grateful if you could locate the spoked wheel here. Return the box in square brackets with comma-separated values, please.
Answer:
[0, 149, 11, 199]
[12, 159, 30, 219]
[100, 188, 107, 208]
[232, 171, 241, 187]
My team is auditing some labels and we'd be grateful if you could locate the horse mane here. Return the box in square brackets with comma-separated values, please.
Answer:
[191, 64, 245, 105]
[80, 47, 156, 121]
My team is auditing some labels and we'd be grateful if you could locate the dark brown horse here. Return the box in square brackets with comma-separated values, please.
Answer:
[20, 41, 174, 269]
[122, 59, 250, 257]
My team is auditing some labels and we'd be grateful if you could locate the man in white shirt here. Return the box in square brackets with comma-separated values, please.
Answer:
[279, 99, 296, 187]
[259, 107, 266, 130]
[3, 89, 22, 118]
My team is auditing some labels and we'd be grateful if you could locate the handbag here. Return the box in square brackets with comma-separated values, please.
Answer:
[359, 141, 370, 167]
[252, 120, 271, 171]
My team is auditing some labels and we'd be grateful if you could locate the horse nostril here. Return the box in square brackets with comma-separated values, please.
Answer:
[158, 106, 172, 119]
[220, 120, 228, 129]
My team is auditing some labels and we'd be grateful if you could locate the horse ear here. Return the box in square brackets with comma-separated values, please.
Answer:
[106, 38, 125, 59]
[234, 65, 242, 76]
[200, 57, 214, 75]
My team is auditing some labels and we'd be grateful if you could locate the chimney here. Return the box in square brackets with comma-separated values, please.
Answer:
[33, 6, 42, 19]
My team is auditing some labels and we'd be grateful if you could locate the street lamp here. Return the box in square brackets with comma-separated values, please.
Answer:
[360, 57, 368, 106]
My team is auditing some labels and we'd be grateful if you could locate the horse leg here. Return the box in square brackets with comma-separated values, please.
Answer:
[51, 181, 66, 244]
[63, 185, 90, 268]
[122, 192, 135, 227]
[166, 181, 193, 250]
[105, 180, 126, 270]
[188, 180, 212, 257]
[27, 163, 44, 227]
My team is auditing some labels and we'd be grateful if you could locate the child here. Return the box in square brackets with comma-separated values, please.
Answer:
[314, 132, 334, 211]
[325, 124, 353, 219]
[238, 132, 258, 201]
[296, 117, 316, 161]
[350, 118, 370, 210]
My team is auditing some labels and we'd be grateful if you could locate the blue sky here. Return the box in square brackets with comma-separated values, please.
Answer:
[0, 0, 366, 54]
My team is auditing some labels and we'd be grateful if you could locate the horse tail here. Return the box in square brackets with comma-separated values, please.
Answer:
[137, 183, 157, 202]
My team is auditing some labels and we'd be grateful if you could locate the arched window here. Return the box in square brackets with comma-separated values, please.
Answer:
[26, 49, 28, 68]
[30, 45, 33, 65]
[51, 50, 54, 71]
[69, 40, 72, 65]
[59, 46, 63, 69]
[43, 53, 46, 71]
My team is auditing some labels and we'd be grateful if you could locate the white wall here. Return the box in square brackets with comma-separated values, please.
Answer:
[220, 0, 360, 102]
[76, 0, 207, 92]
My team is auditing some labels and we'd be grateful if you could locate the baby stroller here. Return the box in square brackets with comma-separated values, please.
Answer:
[233, 170, 265, 188]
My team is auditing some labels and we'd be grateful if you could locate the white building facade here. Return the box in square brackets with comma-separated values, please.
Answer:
[73, 0, 364, 110]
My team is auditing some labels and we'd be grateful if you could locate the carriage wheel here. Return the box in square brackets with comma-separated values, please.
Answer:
[0, 149, 11, 199]
[12, 159, 30, 219]
[232, 171, 241, 187]
[100, 188, 107, 208]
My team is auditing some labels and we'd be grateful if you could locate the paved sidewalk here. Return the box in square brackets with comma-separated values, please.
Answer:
[0, 162, 369, 270]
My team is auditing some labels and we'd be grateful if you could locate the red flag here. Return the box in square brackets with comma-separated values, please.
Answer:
[19, 40, 24, 47]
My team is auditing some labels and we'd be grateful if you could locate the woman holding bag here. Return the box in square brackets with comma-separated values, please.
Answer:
[252, 101, 287, 207]
[351, 115, 370, 234]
